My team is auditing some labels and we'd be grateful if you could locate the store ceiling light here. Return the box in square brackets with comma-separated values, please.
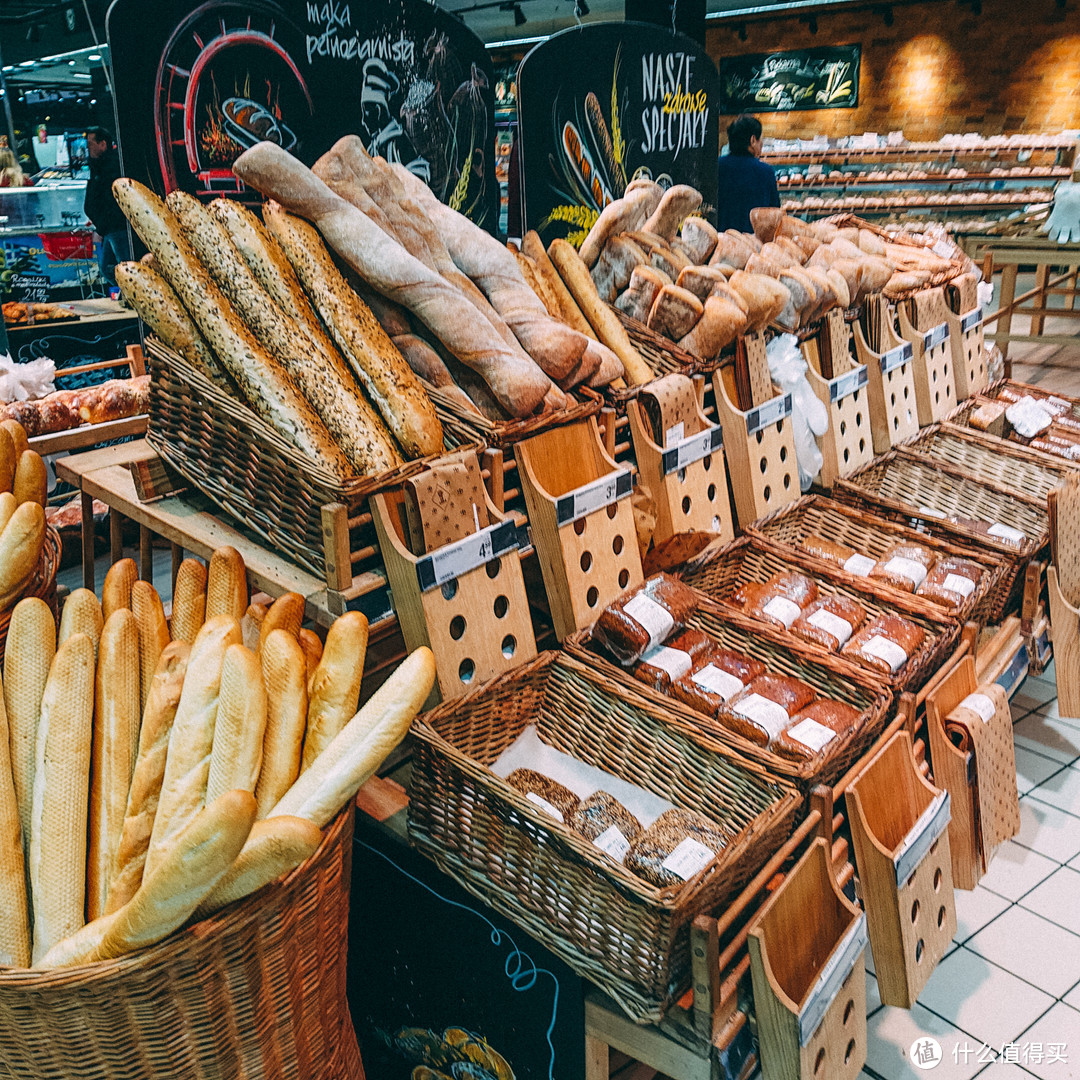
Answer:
[88, 54, 102, 62]
[73, 73, 91, 80]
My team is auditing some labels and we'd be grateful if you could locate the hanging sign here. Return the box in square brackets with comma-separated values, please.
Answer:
[717, 45, 860, 114]
[518, 23, 720, 246]
[106, 0, 498, 229]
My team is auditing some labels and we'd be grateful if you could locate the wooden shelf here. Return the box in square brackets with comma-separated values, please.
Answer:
[764, 141, 1074, 165]
[779, 171, 1068, 190]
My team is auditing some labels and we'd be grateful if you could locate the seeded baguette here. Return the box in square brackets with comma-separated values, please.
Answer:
[168, 191, 401, 475]
[112, 178, 351, 479]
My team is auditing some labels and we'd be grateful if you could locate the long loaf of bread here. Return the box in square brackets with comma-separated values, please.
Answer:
[0, 421, 27, 458]
[0, 669, 30, 967]
[232, 144, 552, 418]
[86, 610, 141, 921]
[58, 588, 103, 656]
[13, 450, 47, 507]
[302, 611, 367, 770]
[90, 789, 256, 962]
[145, 615, 241, 876]
[102, 557, 137, 621]
[170, 559, 207, 644]
[29, 632, 94, 964]
[260, 203, 443, 458]
[272, 646, 435, 827]
[205, 546, 247, 622]
[255, 630, 308, 818]
[0, 501, 45, 609]
[521, 231, 596, 339]
[167, 190, 402, 475]
[106, 641, 189, 914]
[112, 179, 351, 479]
[205, 644, 267, 802]
[32, 910, 118, 969]
[131, 581, 170, 718]
[257, 592, 304, 654]
[0, 429, 14, 495]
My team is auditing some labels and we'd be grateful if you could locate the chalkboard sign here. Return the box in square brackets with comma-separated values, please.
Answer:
[717, 46, 860, 114]
[10, 274, 49, 304]
[106, 0, 498, 229]
[518, 23, 720, 245]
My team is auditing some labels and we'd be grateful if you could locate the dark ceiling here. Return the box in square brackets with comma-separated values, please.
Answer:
[0, 1, 110, 67]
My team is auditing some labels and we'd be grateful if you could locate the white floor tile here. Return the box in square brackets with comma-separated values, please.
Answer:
[917, 947, 1055, 1046]
[1021, 867, 1080, 934]
[954, 886, 1012, 943]
[966, 906, 1080, 998]
[1013, 679, 1061, 718]
[980, 841, 1060, 901]
[1065, 983, 1080, 1012]
[1013, 714, 1080, 766]
[980, 1064, 1040, 1079]
[1016, 1002, 1080, 1078]
[1016, 747, 1068, 796]
[1029, 766, 1080, 819]
[866, 1003, 986, 1080]
[1016, 798, 1080, 864]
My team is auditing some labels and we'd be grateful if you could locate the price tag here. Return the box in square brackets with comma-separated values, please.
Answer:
[661, 424, 723, 476]
[555, 469, 633, 526]
[11, 273, 48, 304]
[922, 322, 950, 352]
[959, 308, 983, 335]
[958, 692, 996, 724]
[879, 341, 913, 373]
[932, 239, 955, 259]
[745, 393, 793, 436]
[893, 790, 951, 886]
[415, 518, 523, 592]
[828, 364, 868, 404]
[798, 914, 869, 1046]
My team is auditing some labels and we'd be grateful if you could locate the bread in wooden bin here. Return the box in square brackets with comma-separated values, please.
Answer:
[506, 768, 580, 822]
[593, 574, 698, 665]
[678, 296, 747, 359]
[615, 265, 667, 324]
[842, 614, 925, 675]
[719, 674, 817, 747]
[773, 699, 862, 763]
[791, 595, 867, 652]
[569, 792, 642, 855]
[625, 807, 731, 888]
[647, 284, 704, 341]
[916, 556, 984, 608]
[642, 185, 703, 243]
[869, 543, 936, 593]
[680, 217, 719, 264]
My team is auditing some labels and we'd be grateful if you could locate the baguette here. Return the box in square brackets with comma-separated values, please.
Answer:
[131, 581, 170, 717]
[0, 501, 45, 607]
[579, 188, 654, 268]
[521, 231, 597, 339]
[86, 610, 141, 921]
[170, 559, 207, 644]
[271, 646, 435, 827]
[548, 239, 653, 385]
[90, 789, 256, 962]
[0, 668, 30, 967]
[257, 592, 304, 654]
[32, 910, 118, 969]
[168, 191, 402, 475]
[255, 630, 308, 817]
[113, 261, 227, 384]
[3, 597, 55, 894]
[0, 429, 14, 494]
[0, 420, 28, 459]
[57, 588, 103, 656]
[0, 491, 16, 539]
[145, 615, 241, 875]
[231, 145, 551, 419]
[106, 641, 190, 914]
[241, 602, 267, 653]
[112, 179, 352, 479]
[302, 611, 368, 771]
[12, 450, 46, 506]
[194, 815, 321, 918]
[260, 203, 443, 457]
[205, 546, 247, 622]
[29, 633, 94, 963]
[205, 644, 267, 802]
[102, 557, 137, 621]
[297, 628, 323, 681]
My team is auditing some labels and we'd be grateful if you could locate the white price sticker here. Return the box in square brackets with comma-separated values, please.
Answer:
[883, 556, 928, 588]
[556, 469, 633, 525]
[762, 595, 802, 629]
[691, 664, 745, 701]
[880, 341, 913, 373]
[922, 322, 950, 351]
[526, 792, 564, 822]
[959, 692, 997, 724]
[665, 422, 685, 448]
[806, 607, 854, 646]
[640, 645, 693, 681]
[594, 824, 632, 862]
[843, 553, 876, 577]
[932, 239, 954, 259]
[861, 634, 909, 672]
[661, 836, 716, 881]
[941, 572, 976, 599]
[988, 522, 1026, 546]
[786, 717, 839, 752]
[733, 694, 791, 741]
[623, 594, 675, 652]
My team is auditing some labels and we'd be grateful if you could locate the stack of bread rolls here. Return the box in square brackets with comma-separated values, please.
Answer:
[0, 545, 434, 970]
[0, 376, 150, 439]
[0, 420, 47, 612]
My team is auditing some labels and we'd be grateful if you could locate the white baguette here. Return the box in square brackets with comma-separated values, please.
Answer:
[131, 581, 170, 718]
[170, 559, 207, 644]
[13, 450, 47, 507]
[302, 610, 367, 770]
[271, 646, 434, 827]
[0, 668, 30, 967]
[205, 644, 267, 802]
[58, 587, 103, 656]
[33, 910, 118, 969]
[257, 592, 304, 654]
[0, 501, 45, 608]
[255, 630, 307, 818]
[205, 546, 247, 623]
[102, 558, 137, 621]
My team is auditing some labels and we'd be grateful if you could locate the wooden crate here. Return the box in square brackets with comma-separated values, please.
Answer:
[852, 312, 919, 455]
[896, 290, 957, 425]
[846, 729, 956, 1008]
[748, 838, 868, 1080]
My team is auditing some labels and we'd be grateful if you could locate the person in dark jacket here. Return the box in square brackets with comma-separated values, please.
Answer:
[84, 127, 128, 286]
[716, 114, 780, 234]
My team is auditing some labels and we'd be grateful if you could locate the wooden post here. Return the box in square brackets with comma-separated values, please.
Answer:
[1031, 264, 1051, 337]
[81, 491, 95, 591]
[139, 524, 153, 583]
[997, 263, 1018, 373]
[109, 506, 123, 565]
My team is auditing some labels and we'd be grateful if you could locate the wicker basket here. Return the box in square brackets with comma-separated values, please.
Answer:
[565, 602, 893, 786]
[897, 424, 1076, 503]
[0, 807, 360, 1080]
[678, 535, 960, 693]
[407, 651, 801, 1024]
[0, 524, 60, 663]
[833, 452, 1048, 619]
[146, 340, 476, 580]
[746, 495, 1006, 625]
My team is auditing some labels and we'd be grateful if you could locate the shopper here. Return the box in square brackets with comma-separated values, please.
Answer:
[716, 114, 780, 234]
[0, 148, 30, 188]
[84, 127, 128, 286]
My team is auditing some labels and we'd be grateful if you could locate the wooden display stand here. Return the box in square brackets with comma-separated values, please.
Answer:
[802, 311, 874, 488]
[847, 730, 956, 1009]
[748, 838, 868, 1080]
[924, 656, 1020, 890]
[1049, 477, 1080, 717]
[516, 419, 642, 642]
[853, 308, 919, 454]
[712, 336, 798, 529]
[626, 374, 734, 549]
[897, 289, 957, 425]
[370, 450, 536, 702]
[944, 275, 989, 400]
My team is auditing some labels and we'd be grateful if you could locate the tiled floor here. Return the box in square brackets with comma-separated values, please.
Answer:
[862, 664, 1080, 1079]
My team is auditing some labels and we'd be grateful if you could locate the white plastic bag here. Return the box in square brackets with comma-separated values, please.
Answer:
[766, 334, 827, 492]
[0, 353, 55, 403]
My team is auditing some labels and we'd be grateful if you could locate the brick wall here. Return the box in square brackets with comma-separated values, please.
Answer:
[706, 0, 1080, 142]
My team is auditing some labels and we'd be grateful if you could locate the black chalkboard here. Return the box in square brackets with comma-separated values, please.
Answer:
[106, 0, 498, 229]
[10, 274, 49, 305]
[717, 45, 860, 114]
[518, 23, 720, 245]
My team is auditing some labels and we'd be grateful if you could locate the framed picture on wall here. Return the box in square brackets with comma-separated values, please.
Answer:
[717, 45, 860, 113]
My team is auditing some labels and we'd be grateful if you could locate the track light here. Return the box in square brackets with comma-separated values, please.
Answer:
[514, 4, 527, 24]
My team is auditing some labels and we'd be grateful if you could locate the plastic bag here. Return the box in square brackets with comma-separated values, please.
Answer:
[0, 353, 55, 403]
[766, 333, 827, 492]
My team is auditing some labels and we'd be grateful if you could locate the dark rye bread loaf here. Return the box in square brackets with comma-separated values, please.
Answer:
[625, 807, 731, 888]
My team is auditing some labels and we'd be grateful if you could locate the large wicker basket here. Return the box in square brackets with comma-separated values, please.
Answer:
[0, 807, 360, 1080]
[408, 651, 801, 1024]
[0, 524, 60, 664]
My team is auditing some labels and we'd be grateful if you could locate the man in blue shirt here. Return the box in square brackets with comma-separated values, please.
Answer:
[716, 114, 780, 234]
